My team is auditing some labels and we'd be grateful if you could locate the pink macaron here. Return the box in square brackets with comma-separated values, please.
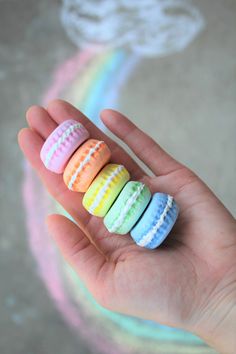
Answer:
[40, 119, 89, 173]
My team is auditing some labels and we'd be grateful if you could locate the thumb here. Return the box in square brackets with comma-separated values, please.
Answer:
[46, 214, 109, 301]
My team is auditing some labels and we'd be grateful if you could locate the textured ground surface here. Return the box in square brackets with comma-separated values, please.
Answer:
[0, 0, 235, 353]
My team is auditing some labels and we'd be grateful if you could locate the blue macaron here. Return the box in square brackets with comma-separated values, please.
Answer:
[130, 193, 179, 249]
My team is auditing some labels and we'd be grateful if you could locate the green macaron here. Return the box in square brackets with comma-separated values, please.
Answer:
[104, 181, 151, 235]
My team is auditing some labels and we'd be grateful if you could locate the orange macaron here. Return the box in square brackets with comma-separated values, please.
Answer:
[63, 139, 111, 192]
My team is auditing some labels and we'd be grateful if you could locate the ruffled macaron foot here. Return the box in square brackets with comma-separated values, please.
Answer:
[130, 193, 179, 249]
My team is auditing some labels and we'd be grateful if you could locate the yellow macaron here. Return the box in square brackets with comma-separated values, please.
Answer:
[82, 163, 130, 217]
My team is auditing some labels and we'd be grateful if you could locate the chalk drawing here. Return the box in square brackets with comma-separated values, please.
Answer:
[61, 0, 204, 56]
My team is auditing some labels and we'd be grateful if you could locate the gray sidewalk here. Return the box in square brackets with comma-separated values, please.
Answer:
[0, 1, 235, 353]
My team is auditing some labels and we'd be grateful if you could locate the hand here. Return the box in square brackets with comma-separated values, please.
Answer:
[18, 100, 236, 353]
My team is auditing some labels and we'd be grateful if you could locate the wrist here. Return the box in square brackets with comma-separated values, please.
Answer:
[190, 294, 236, 354]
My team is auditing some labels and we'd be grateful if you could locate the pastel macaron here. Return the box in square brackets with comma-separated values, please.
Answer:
[63, 139, 111, 192]
[131, 193, 179, 249]
[104, 181, 151, 235]
[40, 119, 89, 173]
[83, 164, 130, 217]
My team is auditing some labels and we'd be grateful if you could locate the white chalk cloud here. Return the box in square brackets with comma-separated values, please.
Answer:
[61, 0, 204, 56]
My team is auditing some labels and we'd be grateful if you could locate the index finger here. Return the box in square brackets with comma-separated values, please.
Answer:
[101, 109, 182, 177]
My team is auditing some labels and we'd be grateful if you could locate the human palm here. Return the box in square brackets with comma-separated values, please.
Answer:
[18, 100, 236, 343]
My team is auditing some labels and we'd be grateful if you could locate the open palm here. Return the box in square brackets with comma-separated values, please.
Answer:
[18, 100, 236, 341]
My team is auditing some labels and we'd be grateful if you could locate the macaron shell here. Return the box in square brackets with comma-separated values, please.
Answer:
[104, 181, 151, 235]
[63, 139, 111, 192]
[40, 119, 90, 173]
[131, 193, 179, 249]
[82, 164, 130, 217]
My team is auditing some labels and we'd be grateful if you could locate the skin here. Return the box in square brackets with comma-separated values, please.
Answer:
[18, 100, 236, 353]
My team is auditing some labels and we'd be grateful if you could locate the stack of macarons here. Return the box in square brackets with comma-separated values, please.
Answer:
[40, 119, 179, 249]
